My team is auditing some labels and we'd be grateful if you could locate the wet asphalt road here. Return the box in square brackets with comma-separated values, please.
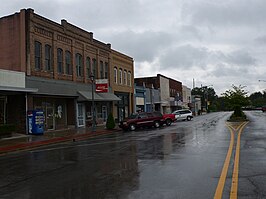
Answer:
[0, 111, 265, 199]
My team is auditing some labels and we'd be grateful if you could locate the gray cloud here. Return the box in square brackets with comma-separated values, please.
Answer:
[1, 0, 266, 94]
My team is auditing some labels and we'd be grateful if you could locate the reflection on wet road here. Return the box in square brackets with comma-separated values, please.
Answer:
[1, 111, 265, 198]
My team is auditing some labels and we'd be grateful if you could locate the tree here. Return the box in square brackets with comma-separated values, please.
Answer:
[192, 86, 218, 112]
[248, 91, 266, 108]
[222, 85, 250, 117]
[106, 113, 115, 129]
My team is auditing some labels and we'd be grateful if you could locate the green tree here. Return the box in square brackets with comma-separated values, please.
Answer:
[106, 113, 115, 129]
[248, 91, 266, 108]
[192, 86, 218, 112]
[222, 85, 250, 117]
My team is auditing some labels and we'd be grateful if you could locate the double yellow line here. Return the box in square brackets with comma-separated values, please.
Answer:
[214, 121, 248, 199]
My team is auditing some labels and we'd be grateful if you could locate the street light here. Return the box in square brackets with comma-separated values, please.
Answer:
[90, 73, 96, 132]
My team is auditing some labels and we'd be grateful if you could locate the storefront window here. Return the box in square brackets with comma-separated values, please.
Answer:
[33, 98, 67, 130]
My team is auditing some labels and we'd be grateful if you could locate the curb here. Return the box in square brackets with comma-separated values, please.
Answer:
[0, 129, 121, 154]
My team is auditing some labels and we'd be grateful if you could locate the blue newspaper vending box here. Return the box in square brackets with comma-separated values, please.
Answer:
[27, 110, 44, 135]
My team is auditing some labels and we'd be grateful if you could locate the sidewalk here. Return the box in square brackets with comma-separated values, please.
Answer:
[0, 125, 122, 154]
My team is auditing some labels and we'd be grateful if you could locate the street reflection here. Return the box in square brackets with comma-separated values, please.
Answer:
[2, 143, 139, 199]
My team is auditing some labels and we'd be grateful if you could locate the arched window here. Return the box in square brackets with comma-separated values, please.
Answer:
[75, 53, 83, 77]
[119, 68, 122, 84]
[124, 70, 127, 85]
[65, 51, 72, 75]
[92, 58, 97, 78]
[86, 57, 91, 79]
[45, 44, 51, 71]
[104, 62, 108, 79]
[34, 41, 42, 70]
[128, 71, 132, 87]
[57, 48, 63, 74]
[114, 67, 117, 84]
[100, 61, 104, 78]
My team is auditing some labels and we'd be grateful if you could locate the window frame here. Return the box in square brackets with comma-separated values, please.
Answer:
[34, 41, 42, 70]
[45, 44, 51, 71]
[114, 67, 117, 84]
[86, 57, 91, 79]
[119, 68, 122, 85]
[75, 53, 83, 77]
[65, 50, 72, 75]
[57, 48, 63, 74]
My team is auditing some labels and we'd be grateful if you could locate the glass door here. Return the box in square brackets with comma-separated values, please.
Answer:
[46, 106, 55, 130]
[77, 103, 85, 127]
[102, 106, 107, 122]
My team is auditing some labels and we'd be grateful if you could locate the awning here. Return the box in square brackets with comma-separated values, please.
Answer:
[97, 92, 121, 101]
[0, 86, 38, 93]
[78, 91, 121, 102]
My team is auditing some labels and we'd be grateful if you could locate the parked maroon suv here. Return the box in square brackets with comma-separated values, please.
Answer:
[119, 112, 164, 131]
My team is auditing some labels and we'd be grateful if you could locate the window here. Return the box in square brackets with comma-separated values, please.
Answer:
[45, 44, 51, 71]
[104, 62, 108, 79]
[57, 48, 63, 74]
[65, 51, 72, 75]
[114, 67, 117, 84]
[119, 68, 122, 84]
[100, 61, 104, 79]
[35, 41, 42, 70]
[128, 71, 132, 86]
[124, 70, 127, 85]
[75, 53, 83, 77]
[92, 59, 97, 78]
[86, 57, 91, 79]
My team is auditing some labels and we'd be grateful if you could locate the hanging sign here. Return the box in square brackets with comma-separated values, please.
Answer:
[95, 79, 108, 93]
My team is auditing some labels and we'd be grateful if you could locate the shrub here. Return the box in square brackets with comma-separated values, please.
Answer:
[106, 113, 115, 130]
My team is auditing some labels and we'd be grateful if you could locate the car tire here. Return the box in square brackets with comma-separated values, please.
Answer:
[154, 121, 160, 128]
[187, 116, 192, 121]
[129, 124, 136, 131]
[166, 119, 172, 126]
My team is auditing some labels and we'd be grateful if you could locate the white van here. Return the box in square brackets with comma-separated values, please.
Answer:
[172, 109, 193, 121]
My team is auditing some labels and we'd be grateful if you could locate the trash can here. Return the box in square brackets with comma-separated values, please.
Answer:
[27, 110, 44, 135]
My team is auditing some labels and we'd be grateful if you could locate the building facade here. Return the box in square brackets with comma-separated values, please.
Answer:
[0, 9, 134, 133]
[135, 74, 183, 114]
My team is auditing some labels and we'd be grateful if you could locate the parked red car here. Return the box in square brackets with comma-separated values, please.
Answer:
[262, 106, 266, 112]
[162, 113, 176, 126]
[119, 112, 164, 131]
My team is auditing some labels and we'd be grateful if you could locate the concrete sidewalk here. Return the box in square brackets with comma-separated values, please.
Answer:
[0, 125, 121, 154]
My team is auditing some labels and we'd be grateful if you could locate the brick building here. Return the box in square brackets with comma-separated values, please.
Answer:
[0, 9, 134, 133]
[135, 74, 183, 113]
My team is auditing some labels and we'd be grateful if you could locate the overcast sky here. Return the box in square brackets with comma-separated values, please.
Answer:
[1, 0, 266, 95]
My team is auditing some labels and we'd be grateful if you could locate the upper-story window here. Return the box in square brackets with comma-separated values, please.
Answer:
[104, 62, 108, 79]
[124, 70, 127, 85]
[34, 41, 42, 70]
[100, 61, 104, 79]
[114, 67, 117, 84]
[86, 57, 91, 79]
[45, 44, 51, 71]
[92, 59, 97, 78]
[65, 51, 72, 75]
[75, 53, 83, 77]
[128, 71, 132, 87]
[119, 68, 122, 85]
[57, 48, 63, 74]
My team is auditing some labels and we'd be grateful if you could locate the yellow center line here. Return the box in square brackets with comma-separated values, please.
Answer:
[230, 122, 248, 199]
[214, 125, 234, 199]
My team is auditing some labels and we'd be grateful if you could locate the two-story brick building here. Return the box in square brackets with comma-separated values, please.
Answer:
[0, 8, 134, 133]
[135, 74, 183, 114]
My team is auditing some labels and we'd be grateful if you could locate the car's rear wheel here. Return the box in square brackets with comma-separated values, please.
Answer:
[165, 119, 172, 126]
[154, 121, 160, 128]
[187, 116, 192, 121]
[129, 124, 136, 131]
